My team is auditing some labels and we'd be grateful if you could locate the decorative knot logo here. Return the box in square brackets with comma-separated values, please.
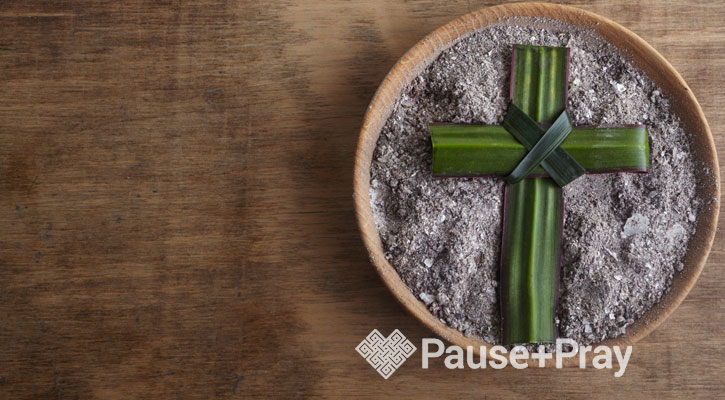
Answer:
[355, 329, 416, 379]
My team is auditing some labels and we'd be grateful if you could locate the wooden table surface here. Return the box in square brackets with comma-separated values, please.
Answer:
[0, 0, 723, 398]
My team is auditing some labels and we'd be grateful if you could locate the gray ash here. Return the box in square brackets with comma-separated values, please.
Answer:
[369, 18, 704, 345]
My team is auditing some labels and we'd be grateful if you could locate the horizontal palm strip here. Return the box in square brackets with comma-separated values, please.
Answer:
[429, 123, 649, 178]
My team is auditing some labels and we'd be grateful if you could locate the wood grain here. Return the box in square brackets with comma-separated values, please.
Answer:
[0, 0, 724, 398]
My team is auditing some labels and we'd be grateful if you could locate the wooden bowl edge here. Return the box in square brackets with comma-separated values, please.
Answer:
[353, 2, 720, 367]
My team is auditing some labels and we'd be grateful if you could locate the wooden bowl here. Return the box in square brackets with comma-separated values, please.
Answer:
[353, 2, 719, 365]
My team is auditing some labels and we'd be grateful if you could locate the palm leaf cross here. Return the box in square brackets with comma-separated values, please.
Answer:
[430, 45, 650, 345]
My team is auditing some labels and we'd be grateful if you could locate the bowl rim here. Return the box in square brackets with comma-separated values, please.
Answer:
[353, 2, 720, 366]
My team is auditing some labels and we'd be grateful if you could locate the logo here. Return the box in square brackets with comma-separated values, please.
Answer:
[355, 329, 417, 379]
[356, 330, 634, 378]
